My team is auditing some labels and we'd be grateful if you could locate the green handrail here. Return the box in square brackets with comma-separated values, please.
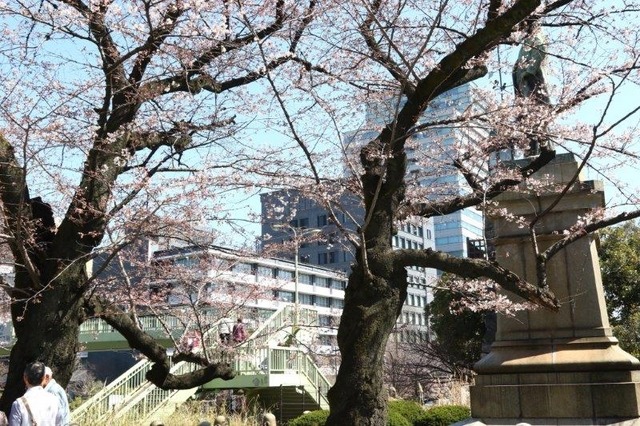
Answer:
[71, 358, 154, 424]
[114, 359, 200, 424]
[101, 320, 231, 424]
[72, 317, 223, 424]
[72, 304, 330, 424]
[265, 347, 330, 408]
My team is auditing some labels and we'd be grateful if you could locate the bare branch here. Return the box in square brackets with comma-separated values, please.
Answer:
[393, 248, 559, 310]
[86, 297, 235, 389]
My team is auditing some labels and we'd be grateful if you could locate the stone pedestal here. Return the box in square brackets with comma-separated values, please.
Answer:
[470, 154, 640, 423]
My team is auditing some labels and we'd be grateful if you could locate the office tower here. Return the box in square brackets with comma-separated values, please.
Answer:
[260, 189, 435, 343]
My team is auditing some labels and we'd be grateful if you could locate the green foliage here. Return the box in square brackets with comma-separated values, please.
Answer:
[388, 400, 426, 424]
[288, 410, 329, 426]
[387, 409, 412, 426]
[429, 275, 484, 370]
[598, 222, 640, 357]
[69, 397, 87, 411]
[612, 310, 640, 359]
[288, 403, 420, 426]
[415, 405, 471, 426]
[599, 222, 640, 325]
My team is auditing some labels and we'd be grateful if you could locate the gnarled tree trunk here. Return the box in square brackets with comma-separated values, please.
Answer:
[1, 262, 85, 413]
[327, 252, 407, 424]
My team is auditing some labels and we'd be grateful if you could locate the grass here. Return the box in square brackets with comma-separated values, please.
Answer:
[154, 402, 266, 426]
[72, 400, 268, 426]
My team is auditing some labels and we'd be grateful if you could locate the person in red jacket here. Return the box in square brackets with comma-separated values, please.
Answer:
[232, 318, 247, 343]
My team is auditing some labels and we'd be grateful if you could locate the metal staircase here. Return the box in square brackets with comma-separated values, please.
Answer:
[204, 306, 331, 421]
[71, 306, 331, 425]
[71, 318, 224, 425]
[71, 358, 154, 425]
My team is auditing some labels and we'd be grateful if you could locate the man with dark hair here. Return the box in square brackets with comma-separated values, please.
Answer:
[9, 361, 61, 426]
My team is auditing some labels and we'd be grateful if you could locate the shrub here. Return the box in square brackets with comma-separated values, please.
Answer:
[288, 410, 329, 426]
[388, 400, 426, 424]
[387, 409, 412, 426]
[288, 406, 414, 426]
[416, 405, 471, 426]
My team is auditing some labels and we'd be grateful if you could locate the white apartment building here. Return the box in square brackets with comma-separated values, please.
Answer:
[152, 244, 347, 349]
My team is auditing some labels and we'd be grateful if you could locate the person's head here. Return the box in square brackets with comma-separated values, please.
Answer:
[237, 318, 242, 323]
[23, 361, 45, 387]
[43, 366, 53, 386]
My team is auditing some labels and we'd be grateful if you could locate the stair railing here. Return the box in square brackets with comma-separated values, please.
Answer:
[71, 358, 154, 424]
[265, 346, 330, 409]
[73, 305, 329, 424]
[72, 317, 223, 424]
[113, 358, 201, 424]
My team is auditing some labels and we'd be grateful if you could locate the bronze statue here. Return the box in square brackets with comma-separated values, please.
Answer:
[512, 30, 553, 156]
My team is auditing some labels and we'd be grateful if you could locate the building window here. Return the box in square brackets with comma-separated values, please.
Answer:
[318, 253, 328, 264]
[319, 315, 333, 326]
[299, 273, 312, 285]
[316, 277, 330, 287]
[436, 235, 463, 245]
[329, 251, 338, 263]
[299, 217, 309, 228]
[275, 290, 293, 302]
[331, 298, 344, 308]
[278, 269, 293, 280]
[256, 266, 273, 277]
[317, 214, 327, 226]
[315, 296, 331, 307]
[299, 293, 313, 305]
[232, 262, 252, 274]
[330, 279, 345, 290]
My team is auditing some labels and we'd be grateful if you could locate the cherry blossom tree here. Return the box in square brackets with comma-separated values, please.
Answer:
[246, 1, 640, 424]
[3, 1, 640, 425]
[0, 0, 318, 412]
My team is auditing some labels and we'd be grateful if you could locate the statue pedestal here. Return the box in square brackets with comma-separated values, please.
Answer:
[469, 154, 640, 423]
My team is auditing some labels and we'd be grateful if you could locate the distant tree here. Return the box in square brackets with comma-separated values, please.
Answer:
[611, 311, 640, 359]
[598, 222, 640, 358]
[429, 279, 484, 374]
[599, 222, 640, 325]
[383, 275, 485, 396]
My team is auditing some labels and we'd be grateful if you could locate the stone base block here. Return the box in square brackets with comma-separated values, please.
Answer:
[474, 337, 640, 375]
[455, 418, 640, 425]
[471, 372, 640, 419]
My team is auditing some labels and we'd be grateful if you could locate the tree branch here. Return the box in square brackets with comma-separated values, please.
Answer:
[539, 209, 640, 273]
[393, 248, 560, 310]
[413, 148, 555, 217]
[0, 134, 43, 287]
[85, 297, 235, 389]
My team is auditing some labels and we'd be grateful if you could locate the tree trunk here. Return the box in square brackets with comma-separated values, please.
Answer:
[0, 263, 85, 414]
[326, 246, 407, 425]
